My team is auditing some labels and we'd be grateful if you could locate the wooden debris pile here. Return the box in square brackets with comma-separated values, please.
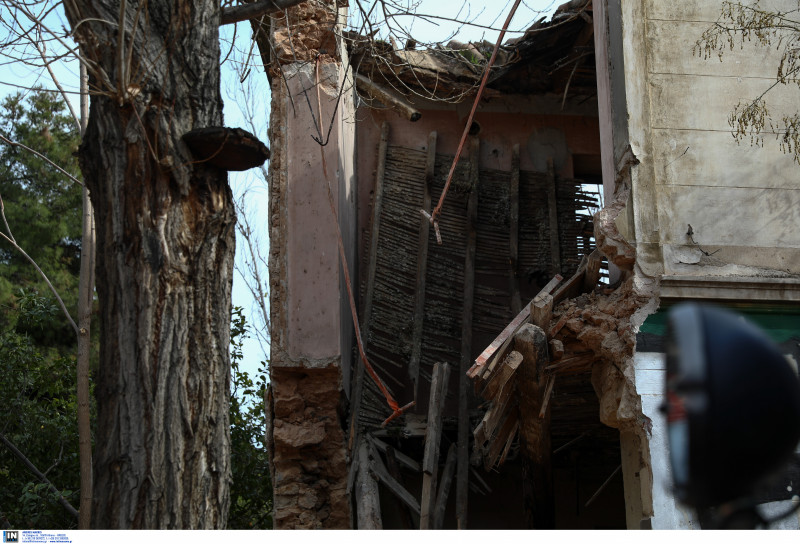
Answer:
[468, 249, 604, 470]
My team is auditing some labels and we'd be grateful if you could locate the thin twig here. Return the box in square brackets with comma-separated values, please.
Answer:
[0, 135, 83, 187]
[0, 193, 79, 336]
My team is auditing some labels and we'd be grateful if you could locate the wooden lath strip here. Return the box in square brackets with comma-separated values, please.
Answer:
[456, 136, 479, 529]
[409, 131, 437, 399]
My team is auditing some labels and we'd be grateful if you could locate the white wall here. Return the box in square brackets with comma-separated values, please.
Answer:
[608, 0, 800, 300]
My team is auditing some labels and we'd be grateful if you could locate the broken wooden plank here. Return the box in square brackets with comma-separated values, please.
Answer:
[468, 274, 562, 380]
[485, 408, 519, 470]
[477, 376, 516, 445]
[546, 157, 561, 276]
[457, 136, 480, 531]
[409, 131, 437, 398]
[481, 350, 523, 400]
[509, 143, 522, 316]
[549, 315, 569, 338]
[355, 73, 422, 122]
[499, 419, 519, 466]
[434, 443, 457, 529]
[369, 442, 422, 516]
[368, 435, 421, 472]
[356, 438, 382, 529]
[420, 362, 450, 529]
[539, 374, 556, 419]
[552, 250, 601, 304]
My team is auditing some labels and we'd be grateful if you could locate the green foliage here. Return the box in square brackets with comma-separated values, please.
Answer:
[228, 306, 273, 529]
[695, 1, 800, 163]
[0, 89, 82, 346]
[0, 307, 93, 529]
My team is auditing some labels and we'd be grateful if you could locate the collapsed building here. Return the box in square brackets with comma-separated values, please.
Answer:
[261, 0, 800, 529]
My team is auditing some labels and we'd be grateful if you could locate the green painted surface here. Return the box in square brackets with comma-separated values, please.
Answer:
[639, 304, 800, 344]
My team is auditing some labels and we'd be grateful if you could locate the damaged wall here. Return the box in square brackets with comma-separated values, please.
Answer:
[592, 0, 800, 529]
[266, 0, 356, 529]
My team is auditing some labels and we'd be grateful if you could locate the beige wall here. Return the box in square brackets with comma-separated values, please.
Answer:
[609, 0, 800, 300]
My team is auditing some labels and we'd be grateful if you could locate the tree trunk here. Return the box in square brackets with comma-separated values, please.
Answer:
[65, 0, 234, 528]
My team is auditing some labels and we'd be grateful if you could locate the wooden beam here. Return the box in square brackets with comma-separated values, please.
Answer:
[220, 0, 307, 25]
[509, 143, 522, 316]
[481, 350, 523, 400]
[514, 324, 554, 529]
[476, 375, 516, 447]
[355, 439, 382, 529]
[433, 443, 458, 529]
[539, 375, 556, 419]
[355, 74, 422, 122]
[368, 443, 422, 516]
[545, 157, 561, 276]
[420, 362, 450, 529]
[409, 131, 437, 399]
[347, 122, 390, 494]
[485, 409, 519, 470]
[457, 136, 479, 530]
[548, 315, 569, 338]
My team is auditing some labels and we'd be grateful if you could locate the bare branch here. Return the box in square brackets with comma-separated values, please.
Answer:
[0, 431, 79, 520]
[221, 0, 308, 26]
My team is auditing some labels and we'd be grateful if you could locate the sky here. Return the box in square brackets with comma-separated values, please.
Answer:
[0, 0, 561, 382]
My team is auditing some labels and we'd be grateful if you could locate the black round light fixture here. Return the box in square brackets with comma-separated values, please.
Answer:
[664, 303, 800, 511]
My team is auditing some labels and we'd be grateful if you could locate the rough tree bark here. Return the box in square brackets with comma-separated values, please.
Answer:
[64, 0, 234, 528]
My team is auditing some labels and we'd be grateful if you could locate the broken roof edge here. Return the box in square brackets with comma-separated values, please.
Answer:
[345, 0, 595, 104]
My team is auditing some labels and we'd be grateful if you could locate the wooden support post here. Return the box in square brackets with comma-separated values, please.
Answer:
[509, 143, 522, 315]
[347, 122, 390, 495]
[409, 131, 437, 400]
[530, 293, 553, 330]
[355, 438, 383, 529]
[546, 157, 561, 276]
[420, 362, 450, 529]
[433, 443, 458, 529]
[514, 324, 554, 529]
[456, 136, 479, 529]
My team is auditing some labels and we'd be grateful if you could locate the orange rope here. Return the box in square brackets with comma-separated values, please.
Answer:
[316, 58, 414, 427]
[422, 0, 523, 244]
